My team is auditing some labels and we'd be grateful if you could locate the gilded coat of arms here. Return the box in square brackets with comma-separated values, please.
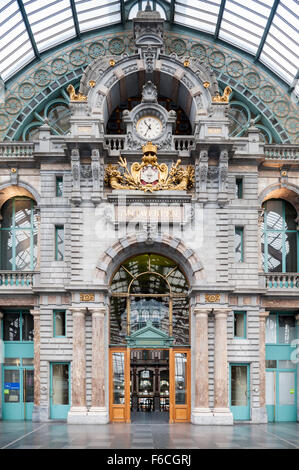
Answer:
[105, 142, 194, 192]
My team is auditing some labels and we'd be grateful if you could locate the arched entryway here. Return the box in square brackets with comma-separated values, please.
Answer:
[109, 253, 191, 423]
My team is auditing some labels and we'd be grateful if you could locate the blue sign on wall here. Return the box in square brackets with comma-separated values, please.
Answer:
[4, 382, 20, 390]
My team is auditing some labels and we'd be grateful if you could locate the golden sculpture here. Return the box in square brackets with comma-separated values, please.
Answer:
[212, 86, 232, 103]
[105, 142, 194, 192]
[66, 84, 87, 101]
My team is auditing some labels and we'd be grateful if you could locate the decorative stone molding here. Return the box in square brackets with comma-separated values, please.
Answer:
[96, 233, 203, 285]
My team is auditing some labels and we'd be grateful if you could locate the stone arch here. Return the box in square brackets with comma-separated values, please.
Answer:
[81, 53, 217, 132]
[258, 183, 299, 217]
[0, 181, 41, 210]
[95, 233, 203, 286]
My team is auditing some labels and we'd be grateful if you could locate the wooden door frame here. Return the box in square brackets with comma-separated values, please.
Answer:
[169, 348, 191, 423]
[109, 347, 191, 423]
[109, 347, 131, 423]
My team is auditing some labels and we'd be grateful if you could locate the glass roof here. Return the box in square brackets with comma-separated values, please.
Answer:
[0, 0, 298, 95]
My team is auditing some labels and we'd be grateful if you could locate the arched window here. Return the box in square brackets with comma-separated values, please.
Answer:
[110, 253, 189, 346]
[0, 197, 37, 271]
[262, 199, 298, 273]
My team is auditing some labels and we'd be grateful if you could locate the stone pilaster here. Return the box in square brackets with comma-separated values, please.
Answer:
[253, 310, 270, 423]
[296, 315, 299, 423]
[67, 308, 87, 423]
[30, 309, 41, 422]
[87, 307, 108, 423]
[213, 308, 233, 424]
[191, 308, 213, 424]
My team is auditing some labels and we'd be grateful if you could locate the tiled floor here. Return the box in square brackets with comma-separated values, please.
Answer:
[1, 421, 299, 449]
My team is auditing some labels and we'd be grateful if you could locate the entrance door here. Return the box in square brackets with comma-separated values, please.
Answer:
[109, 348, 130, 422]
[2, 367, 34, 420]
[50, 363, 70, 419]
[230, 364, 250, 420]
[169, 349, 191, 423]
[266, 369, 297, 422]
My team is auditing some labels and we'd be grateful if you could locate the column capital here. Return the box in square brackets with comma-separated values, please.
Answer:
[30, 308, 40, 317]
[259, 311, 270, 320]
[213, 308, 231, 317]
[193, 308, 211, 317]
[89, 307, 106, 318]
[69, 307, 86, 317]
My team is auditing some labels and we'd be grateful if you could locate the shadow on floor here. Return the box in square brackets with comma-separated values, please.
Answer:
[130, 411, 169, 423]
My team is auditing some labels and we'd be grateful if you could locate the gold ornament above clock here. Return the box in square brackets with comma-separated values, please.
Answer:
[105, 142, 194, 192]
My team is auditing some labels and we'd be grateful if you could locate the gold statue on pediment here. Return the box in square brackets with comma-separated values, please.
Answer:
[212, 86, 232, 103]
[105, 142, 194, 192]
[67, 84, 87, 102]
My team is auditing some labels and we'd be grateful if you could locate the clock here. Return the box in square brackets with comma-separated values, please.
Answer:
[136, 116, 163, 140]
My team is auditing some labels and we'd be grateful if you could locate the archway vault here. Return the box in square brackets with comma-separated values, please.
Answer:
[96, 233, 203, 287]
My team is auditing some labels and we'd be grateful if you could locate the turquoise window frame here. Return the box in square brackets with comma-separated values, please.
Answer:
[0, 197, 36, 271]
[53, 310, 66, 337]
[234, 311, 247, 339]
[235, 178, 243, 199]
[266, 312, 297, 347]
[262, 200, 299, 273]
[235, 227, 244, 262]
[56, 176, 63, 197]
[55, 226, 64, 261]
[2, 310, 34, 344]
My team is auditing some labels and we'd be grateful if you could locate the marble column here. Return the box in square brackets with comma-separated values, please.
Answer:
[213, 308, 233, 424]
[67, 308, 88, 423]
[256, 310, 270, 423]
[88, 307, 108, 423]
[30, 309, 41, 422]
[191, 308, 213, 424]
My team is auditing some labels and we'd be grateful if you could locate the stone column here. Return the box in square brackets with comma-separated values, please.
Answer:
[67, 308, 87, 423]
[257, 311, 270, 423]
[191, 308, 213, 424]
[213, 308, 233, 424]
[88, 307, 108, 423]
[30, 309, 41, 422]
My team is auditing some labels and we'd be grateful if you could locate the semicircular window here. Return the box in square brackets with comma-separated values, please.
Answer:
[110, 254, 189, 346]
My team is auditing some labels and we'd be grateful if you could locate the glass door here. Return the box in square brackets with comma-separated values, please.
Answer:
[277, 370, 296, 421]
[2, 369, 21, 419]
[109, 348, 130, 422]
[230, 364, 250, 420]
[2, 365, 34, 420]
[169, 349, 190, 422]
[50, 363, 70, 419]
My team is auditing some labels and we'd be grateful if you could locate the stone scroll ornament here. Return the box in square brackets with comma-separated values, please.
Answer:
[104, 142, 194, 193]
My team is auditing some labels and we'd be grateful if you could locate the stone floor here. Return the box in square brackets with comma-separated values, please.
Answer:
[1, 421, 299, 449]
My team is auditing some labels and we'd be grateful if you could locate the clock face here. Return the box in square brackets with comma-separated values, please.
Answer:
[136, 116, 162, 140]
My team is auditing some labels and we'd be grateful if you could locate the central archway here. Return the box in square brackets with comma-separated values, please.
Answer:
[109, 252, 191, 424]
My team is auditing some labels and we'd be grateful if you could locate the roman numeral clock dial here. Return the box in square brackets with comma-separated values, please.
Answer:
[136, 116, 162, 140]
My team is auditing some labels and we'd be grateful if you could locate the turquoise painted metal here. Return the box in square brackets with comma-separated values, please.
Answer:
[229, 363, 250, 421]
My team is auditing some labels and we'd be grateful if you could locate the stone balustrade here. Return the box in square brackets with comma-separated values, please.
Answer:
[173, 136, 195, 152]
[104, 135, 125, 153]
[265, 273, 299, 289]
[264, 145, 299, 161]
[0, 271, 35, 287]
[0, 142, 34, 158]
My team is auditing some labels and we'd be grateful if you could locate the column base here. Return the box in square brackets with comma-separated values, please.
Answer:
[191, 408, 214, 425]
[32, 405, 49, 422]
[251, 406, 268, 424]
[213, 408, 234, 425]
[86, 407, 109, 424]
[67, 406, 88, 424]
